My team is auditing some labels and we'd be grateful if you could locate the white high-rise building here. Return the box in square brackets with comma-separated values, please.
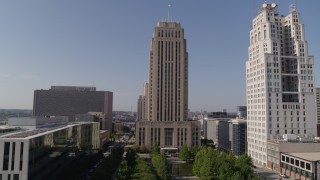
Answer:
[246, 3, 317, 166]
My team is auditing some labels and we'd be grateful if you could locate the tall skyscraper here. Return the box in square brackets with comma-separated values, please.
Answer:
[246, 3, 317, 166]
[136, 21, 200, 150]
[33, 86, 113, 131]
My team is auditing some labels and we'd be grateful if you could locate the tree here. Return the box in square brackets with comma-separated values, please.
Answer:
[151, 144, 160, 157]
[140, 144, 147, 153]
[190, 146, 199, 160]
[192, 147, 258, 179]
[152, 152, 169, 179]
[125, 148, 137, 169]
[179, 145, 191, 161]
[116, 161, 129, 180]
[192, 147, 207, 176]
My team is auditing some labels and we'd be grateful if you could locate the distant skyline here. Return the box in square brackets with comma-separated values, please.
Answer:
[1, 1, 319, 112]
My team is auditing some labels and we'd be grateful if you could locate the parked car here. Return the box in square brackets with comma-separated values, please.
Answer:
[279, 173, 289, 178]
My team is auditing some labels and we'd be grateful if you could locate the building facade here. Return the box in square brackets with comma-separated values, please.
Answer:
[246, 3, 317, 166]
[267, 137, 320, 173]
[280, 152, 320, 180]
[33, 86, 113, 131]
[205, 118, 247, 155]
[136, 21, 200, 150]
[230, 118, 247, 156]
[137, 83, 149, 121]
[0, 121, 100, 180]
[316, 88, 320, 136]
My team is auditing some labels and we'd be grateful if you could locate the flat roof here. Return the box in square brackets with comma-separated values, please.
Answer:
[286, 152, 320, 162]
[0, 122, 97, 139]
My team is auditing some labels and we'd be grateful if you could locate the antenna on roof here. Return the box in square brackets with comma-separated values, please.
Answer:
[167, 4, 171, 22]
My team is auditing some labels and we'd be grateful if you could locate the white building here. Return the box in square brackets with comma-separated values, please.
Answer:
[246, 3, 317, 167]
[0, 117, 100, 180]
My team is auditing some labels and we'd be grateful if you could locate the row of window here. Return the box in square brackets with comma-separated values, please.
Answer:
[2, 142, 24, 172]
[282, 155, 311, 170]
[0, 174, 19, 180]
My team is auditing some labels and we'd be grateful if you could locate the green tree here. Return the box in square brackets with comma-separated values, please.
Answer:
[179, 145, 191, 161]
[125, 148, 137, 169]
[192, 147, 258, 180]
[192, 147, 207, 176]
[116, 161, 129, 180]
[151, 144, 160, 157]
[139, 144, 147, 153]
[131, 156, 157, 179]
[234, 154, 253, 179]
[152, 153, 169, 180]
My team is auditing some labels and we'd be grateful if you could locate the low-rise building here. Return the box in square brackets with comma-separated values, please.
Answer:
[281, 152, 320, 180]
[267, 134, 320, 174]
[0, 117, 100, 180]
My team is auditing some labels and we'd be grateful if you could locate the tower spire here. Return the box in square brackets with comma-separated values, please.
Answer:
[167, 4, 171, 22]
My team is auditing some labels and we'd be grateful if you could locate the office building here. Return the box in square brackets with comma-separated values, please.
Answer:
[33, 86, 113, 131]
[266, 134, 320, 179]
[136, 21, 200, 150]
[246, 3, 317, 166]
[205, 118, 247, 155]
[237, 106, 247, 118]
[137, 83, 149, 121]
[0, 117, 100, 180]
[230, 118, 247, 156]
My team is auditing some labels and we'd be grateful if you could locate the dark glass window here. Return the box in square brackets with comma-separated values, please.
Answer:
[11, 142, 16, 170]
[295, 159, 299, 166]
[20, 142, 24, 171]
[3, 142, 10, 170]
[301, 161, 305, 168]
[13, 174, 19, 180]
[164, 128, 173, 146]
[306, 163, 311, 170]
[290, 158, 294, 165]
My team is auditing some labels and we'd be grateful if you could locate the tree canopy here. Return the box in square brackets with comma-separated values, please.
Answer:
[192, 147, 258, 180]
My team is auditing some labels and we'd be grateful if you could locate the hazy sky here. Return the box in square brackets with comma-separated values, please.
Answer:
[0, 1, 319, 112]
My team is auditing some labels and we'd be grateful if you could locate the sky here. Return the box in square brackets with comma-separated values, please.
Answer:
[0, 0, 319, 112]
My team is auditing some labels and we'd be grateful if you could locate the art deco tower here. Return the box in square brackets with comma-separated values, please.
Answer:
[136, 21, 200, 150]
[148, 22, 188, 122]
[246, 3, 316, 167]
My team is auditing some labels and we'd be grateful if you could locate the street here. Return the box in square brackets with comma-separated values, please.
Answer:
[253, 167, 282, 180]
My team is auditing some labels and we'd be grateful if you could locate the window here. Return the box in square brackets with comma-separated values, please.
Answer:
[20, 142, 24, 171]
[165, 128, 173, 146]
[295, 159, 299, 166]
[306, 163, 310, 170]
[13, 174, 19, 180]
[11, 142, 15, 170]
[301, 161, 305, 168]
[2, 142, 10, 171]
